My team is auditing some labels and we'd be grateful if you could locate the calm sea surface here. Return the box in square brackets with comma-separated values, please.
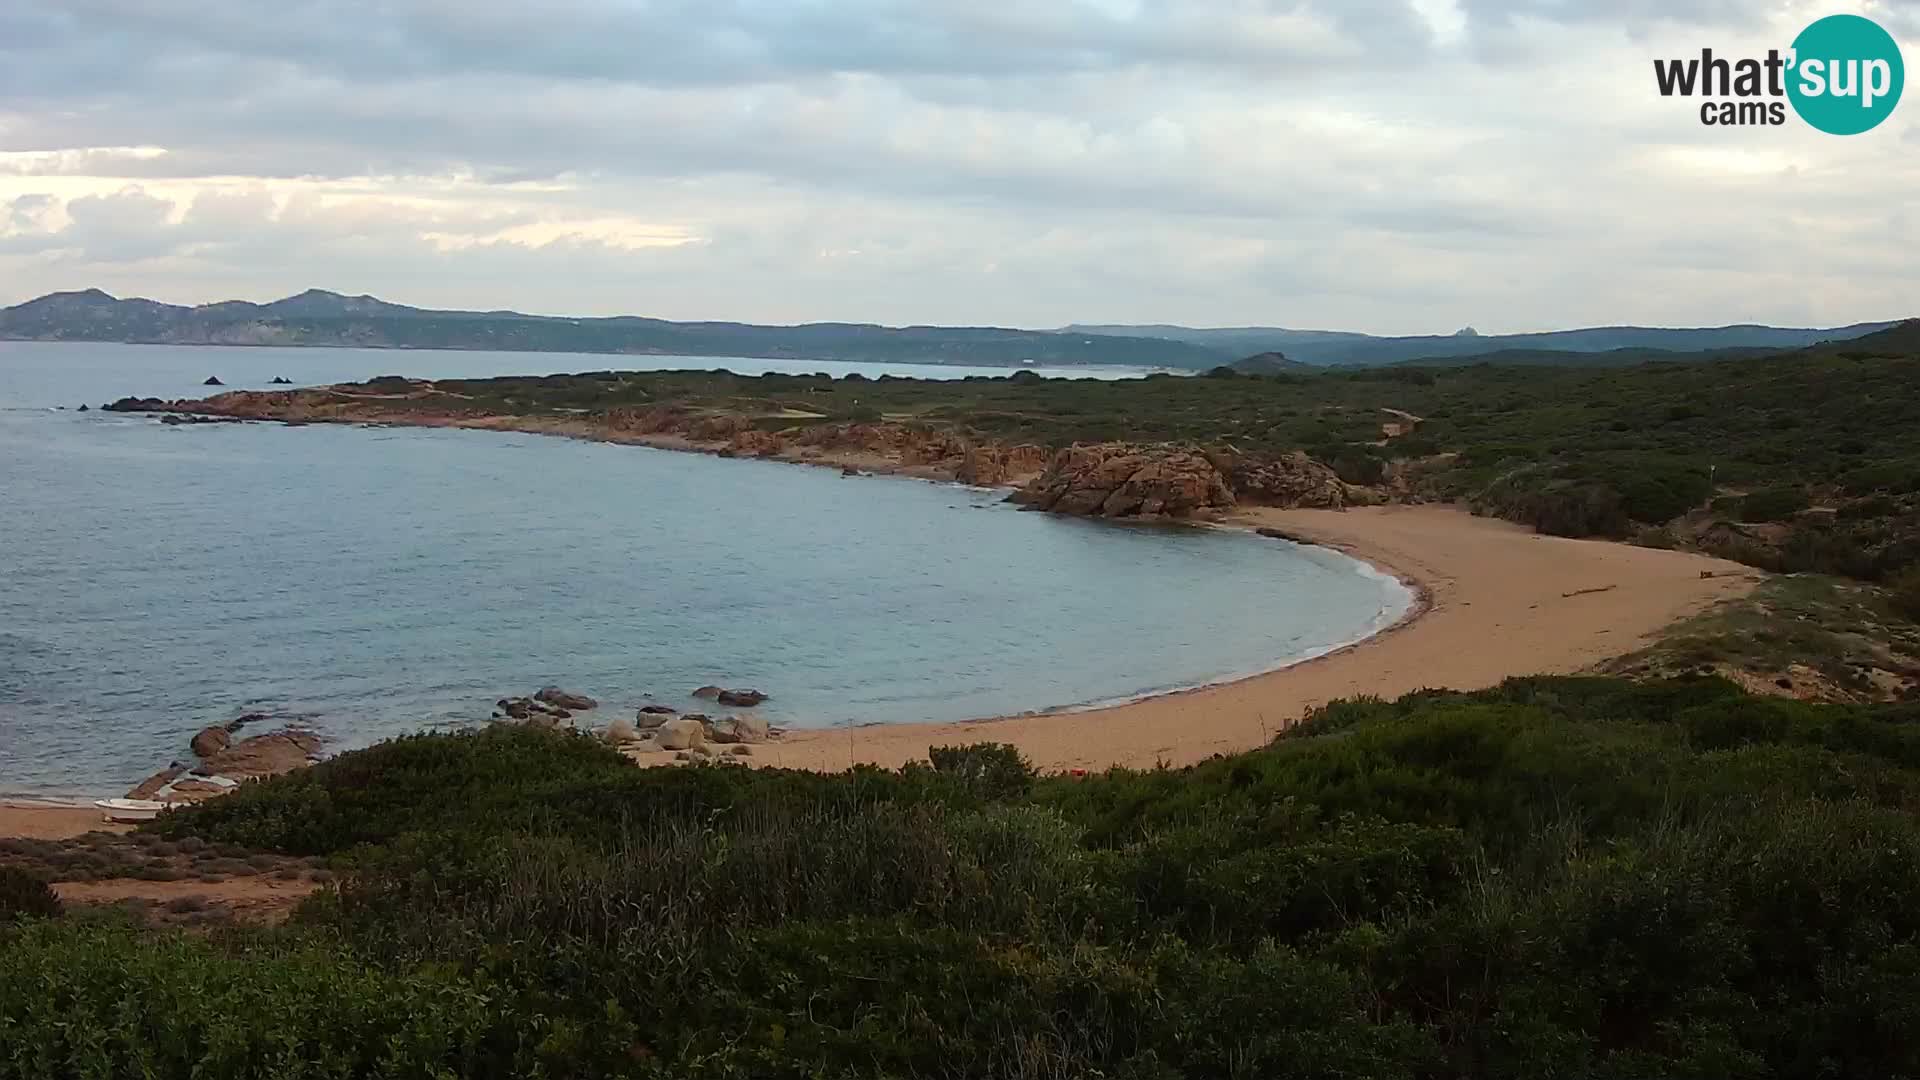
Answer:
[0, 342, 1410, 796]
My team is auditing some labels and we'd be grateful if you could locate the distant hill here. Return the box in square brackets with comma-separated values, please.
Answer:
[1063, 320, 1898, 366]
[1823, 318, 1920, 355]
[8, 288, 1900, 371]
[1227, 351, 1312, 375]
[0, 289, 1227, 369]
[1387, 345, 1786, 369]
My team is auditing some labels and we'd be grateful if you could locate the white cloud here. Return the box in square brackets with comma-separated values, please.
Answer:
[0, 0, 1913, 333]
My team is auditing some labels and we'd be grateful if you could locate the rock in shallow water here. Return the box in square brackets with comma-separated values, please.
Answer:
[535, 686, 597, 711]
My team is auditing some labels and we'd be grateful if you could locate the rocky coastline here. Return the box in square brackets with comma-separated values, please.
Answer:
[104, 381, 1383, 521]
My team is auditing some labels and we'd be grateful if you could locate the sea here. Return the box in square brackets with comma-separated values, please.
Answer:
[0, 342, 1412, 796]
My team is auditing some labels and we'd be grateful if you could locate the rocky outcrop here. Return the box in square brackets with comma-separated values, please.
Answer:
[104, 396, 173, 412]
[723, 429, 785, 458]
[691, 685, 723, 700]
[715, 688, 768, 707]
[604, 716, 642, 744]
[1212, 450, 1358, 509]
[1011, 445, 1235, 519]
[203, 376, 224, 386]
[126, 765, 186, 800]
[195, 730, 322, 782]
[1010, 443, 1367, 519]
[190, 726, 232, 758]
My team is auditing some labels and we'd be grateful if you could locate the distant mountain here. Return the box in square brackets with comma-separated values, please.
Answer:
[1063, 320, 1899, 366]
[0, 289, 1227, 369]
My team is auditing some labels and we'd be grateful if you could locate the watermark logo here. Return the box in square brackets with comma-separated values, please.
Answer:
[1654, 13, 1904, 134]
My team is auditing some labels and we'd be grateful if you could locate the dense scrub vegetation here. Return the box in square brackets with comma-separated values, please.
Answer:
[360, 323, 1920, 580]
[9, 678, 1920, 1076]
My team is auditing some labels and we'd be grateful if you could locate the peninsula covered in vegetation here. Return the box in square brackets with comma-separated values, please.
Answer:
[110, 318, 1920, 583]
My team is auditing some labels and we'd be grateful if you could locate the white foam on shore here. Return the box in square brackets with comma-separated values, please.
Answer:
[986, 532, 1420, 720]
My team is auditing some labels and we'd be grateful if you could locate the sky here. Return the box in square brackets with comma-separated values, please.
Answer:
[0, 0, 1916, 335]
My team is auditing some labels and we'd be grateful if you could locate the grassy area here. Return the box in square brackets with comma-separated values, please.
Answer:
[8, 679, 1920, 1076]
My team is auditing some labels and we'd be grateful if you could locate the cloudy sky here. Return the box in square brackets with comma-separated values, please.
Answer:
[1, 0, 1915, 334]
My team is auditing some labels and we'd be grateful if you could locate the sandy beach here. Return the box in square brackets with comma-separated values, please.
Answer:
[747, 503, 1760, 773]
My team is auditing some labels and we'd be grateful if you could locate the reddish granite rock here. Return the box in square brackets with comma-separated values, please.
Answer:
[1012, 444, 1234, 519]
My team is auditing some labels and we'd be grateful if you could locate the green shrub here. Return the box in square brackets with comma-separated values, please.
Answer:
[0, 866, 61, 923]
[0, 922, 546, 1078]
[17, 680, 1916, 1077]
[928, 741, 1035, 800]
[1737, 485, 1811, 522]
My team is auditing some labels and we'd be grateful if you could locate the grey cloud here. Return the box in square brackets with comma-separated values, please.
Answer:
[0, 0, 1915, 334]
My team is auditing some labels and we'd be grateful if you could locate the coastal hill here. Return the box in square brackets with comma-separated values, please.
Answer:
[0, 288, 1227, 369]
[1066, 318, 1897, 366]
[110, 318, 1920, 599]
[2, 287, 1898, 370]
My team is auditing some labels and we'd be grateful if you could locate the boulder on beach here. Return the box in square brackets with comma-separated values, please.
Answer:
[535, 686, 597, 711]
[203, 376, 224, 386]
[604, 716, 641, 744]
[638, 704, 677, 715]
[168, 778, 230, 802]
[716, 688, 769, 707]
[656, 717, 706, 751]
[708, 714, 771, 744]
[635, 708, 673, 730]
[691, 685, 723, 700]
[189, 725, 231, 758]
[126, 765, 185, 800]
[501, 698, 533, 720]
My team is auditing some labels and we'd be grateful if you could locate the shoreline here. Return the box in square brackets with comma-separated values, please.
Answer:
[744, 504, 1760, 773]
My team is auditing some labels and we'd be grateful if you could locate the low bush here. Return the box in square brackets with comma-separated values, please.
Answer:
[8, 679, 1920, 1076]
[0, 867, 61, 923]
[1738, 485, 1812, 522]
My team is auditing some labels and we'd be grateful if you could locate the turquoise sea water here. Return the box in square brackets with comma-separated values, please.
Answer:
[0, 342, 1411, 796]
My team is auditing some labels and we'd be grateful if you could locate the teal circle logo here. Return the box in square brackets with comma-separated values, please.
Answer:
[1787, 14, 1904, 135]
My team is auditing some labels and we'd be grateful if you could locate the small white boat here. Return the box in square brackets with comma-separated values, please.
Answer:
[94, 798, 168, 823]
